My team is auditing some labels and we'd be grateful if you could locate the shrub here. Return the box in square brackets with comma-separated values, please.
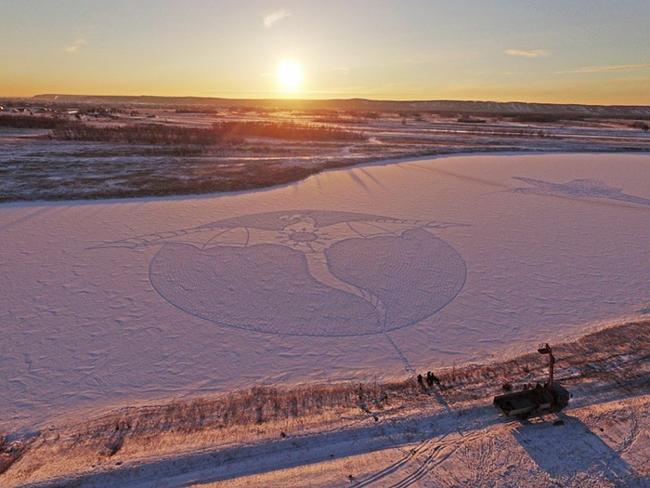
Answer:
[52, 124, 224, 145]
[212, 121, 365, 141]
[457, 115, 487, 124]
[630, 121, 649, 132]
[0, 114, 73, 129]
[51, 121, 365, 145]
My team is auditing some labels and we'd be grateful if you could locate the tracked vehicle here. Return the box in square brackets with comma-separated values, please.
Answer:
[493, 343, 569, 418]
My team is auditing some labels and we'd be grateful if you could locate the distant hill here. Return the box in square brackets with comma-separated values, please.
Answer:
[31, 94, 650, 118]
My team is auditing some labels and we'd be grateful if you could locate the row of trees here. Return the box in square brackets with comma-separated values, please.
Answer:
[0, 114, 72, 129]
[53, 123, 225, 145]
[213, 121, 365, 141]
[630, 121, 649, 132]
[51, 121, 365, 145]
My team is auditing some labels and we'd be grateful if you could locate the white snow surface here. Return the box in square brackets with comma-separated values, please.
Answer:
[1, 152, 649, 429]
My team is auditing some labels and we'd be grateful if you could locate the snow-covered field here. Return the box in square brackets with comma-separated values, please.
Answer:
[1, 152, 649, 434]
[4, 319, 648, 487]
[3, 113, 650, 202]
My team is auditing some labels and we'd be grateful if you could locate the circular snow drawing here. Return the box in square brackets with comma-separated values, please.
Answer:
[107, 211, 466, 337]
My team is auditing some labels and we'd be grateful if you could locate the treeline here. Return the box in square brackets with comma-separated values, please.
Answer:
[508, 113, 580, 123]
[0, 114, 73, 129]
[630, 121, 649, 131]
[175, 108, 220, 114]
[457, 115, 487, 124]
[52, 121, 365, 144]
[312, 116, 366, 124]
[213, 121, 365, 141]
[53, 124, 225, 145]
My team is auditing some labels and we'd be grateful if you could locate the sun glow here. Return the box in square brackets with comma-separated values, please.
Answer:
[276, 58, 303, 93]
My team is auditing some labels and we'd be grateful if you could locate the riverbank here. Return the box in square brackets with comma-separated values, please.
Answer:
[2, 318, 647, 487]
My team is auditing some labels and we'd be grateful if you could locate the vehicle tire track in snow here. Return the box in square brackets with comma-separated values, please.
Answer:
[355, 407, 504, 487]
[360, 430, 483, 488]
[388, 444, 459, 488]
[351, 448, 421, 488]
[20, 403, 502, 488]
[615, 410, 640, 456]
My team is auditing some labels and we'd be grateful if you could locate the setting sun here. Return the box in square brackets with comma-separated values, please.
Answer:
[276, 58, 303, 92]
[2, 3, 650, 485]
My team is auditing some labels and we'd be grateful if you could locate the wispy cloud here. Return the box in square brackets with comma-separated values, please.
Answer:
[64, 38, 86, 53]
[504, 49, 550, 59]
[557, 63, 650, 74]
[263, 9, 291, 28]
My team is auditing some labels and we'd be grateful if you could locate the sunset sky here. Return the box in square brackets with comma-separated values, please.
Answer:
[2, 0, 649, 104]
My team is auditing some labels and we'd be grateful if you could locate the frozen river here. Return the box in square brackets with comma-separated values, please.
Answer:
[1, 152, 649, 428]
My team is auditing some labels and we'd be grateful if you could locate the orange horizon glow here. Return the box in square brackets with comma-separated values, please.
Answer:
[2, 1, 649, 106]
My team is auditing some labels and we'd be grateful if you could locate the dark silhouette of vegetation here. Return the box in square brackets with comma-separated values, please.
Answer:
[213, 121, 365, 141]
[175, 108, 220, 114]
[509, 113, 581, 123]
[52, 121, 365, 144]
[342, 110, 380, 119]
[457, 115, 487, 124]
[294, 109, 338, 117]
[312, 116, 366, 124]
[0, 114, 72, 129]
[53, 124, 230, 145]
